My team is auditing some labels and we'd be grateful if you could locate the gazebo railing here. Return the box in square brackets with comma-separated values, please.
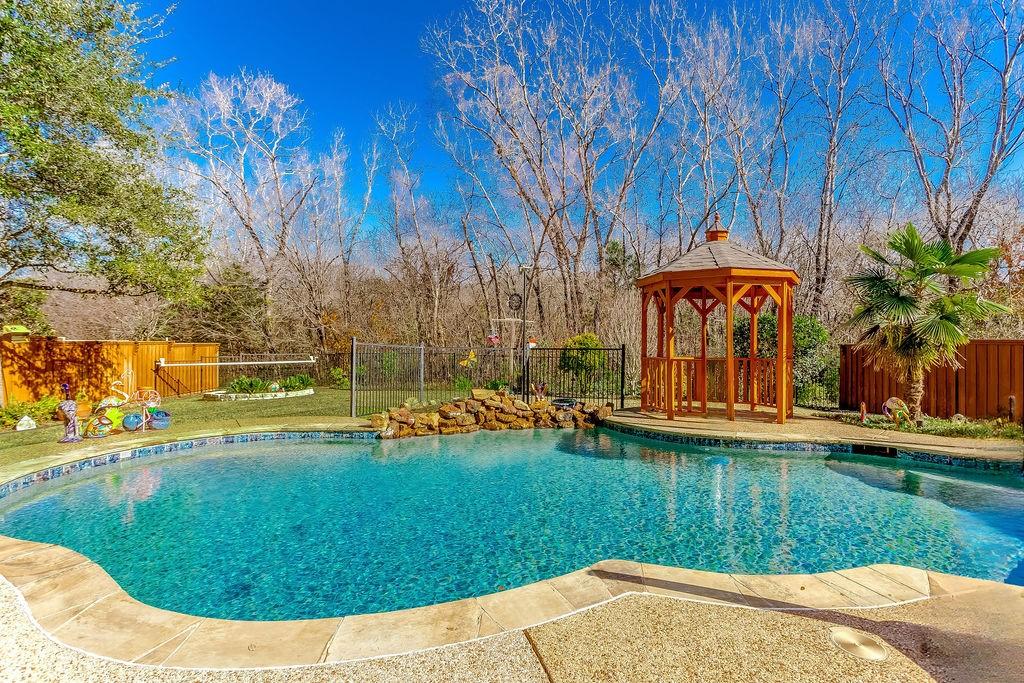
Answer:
[642, 356, 791, 413]
[643, 356, 700, 412]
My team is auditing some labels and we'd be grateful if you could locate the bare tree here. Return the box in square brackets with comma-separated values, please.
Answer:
[804, 0, 890, 316]
[878, 0, 1024, 252]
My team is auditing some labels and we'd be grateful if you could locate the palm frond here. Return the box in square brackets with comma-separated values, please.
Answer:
[888, 223, 928, 264]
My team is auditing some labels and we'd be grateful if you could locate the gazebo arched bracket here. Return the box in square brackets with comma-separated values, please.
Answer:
[636, 217, 800, 425]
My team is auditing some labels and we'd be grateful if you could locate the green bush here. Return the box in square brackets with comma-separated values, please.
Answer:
[1, 395, 61, 429]
[484, 378, 508, 391]
[453, 375, 473, 395]
[280, 374, 314, 391]
[227, 375, 272, 394]
[558, 333, 608, 393]
[734, 313, 839, 407]
[328, 366, 350, 390]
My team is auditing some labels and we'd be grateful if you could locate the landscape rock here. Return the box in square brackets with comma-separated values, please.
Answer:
[438, 404, 463, 419]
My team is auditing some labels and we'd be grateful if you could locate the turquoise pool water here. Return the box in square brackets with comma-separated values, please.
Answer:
[1, 429, 1022, 620]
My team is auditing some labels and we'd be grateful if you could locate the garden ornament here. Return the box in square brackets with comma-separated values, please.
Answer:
[882, 397, 910, 427]
[83, 413, 113, 438]
[15, 415, 36, 431]
[57, 383, 82, 443]
[97, 379, 131, 410]
[859, 402, 867, 423]
[458, 350, 478, 369]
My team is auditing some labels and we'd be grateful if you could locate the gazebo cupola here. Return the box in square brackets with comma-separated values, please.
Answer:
[635, 215, 800, 424]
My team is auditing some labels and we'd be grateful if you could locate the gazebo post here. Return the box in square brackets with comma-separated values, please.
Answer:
[640, 291, 649, 411]
[750, 303, 758, 412]
[776, 282, 789, 425]
[665, 286, 676, 420]
[700, 303, 709, 414]
[786, 283, 795, 417]
[725, 280, 736, 421]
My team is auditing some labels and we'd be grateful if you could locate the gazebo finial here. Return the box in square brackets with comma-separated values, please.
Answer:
[706, 212, 729, 242]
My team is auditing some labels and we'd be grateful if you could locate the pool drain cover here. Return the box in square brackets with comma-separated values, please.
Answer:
[828, 627, 888, 662]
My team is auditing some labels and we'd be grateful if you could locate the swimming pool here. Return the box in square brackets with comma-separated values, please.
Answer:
[1, 429, 1021, 620]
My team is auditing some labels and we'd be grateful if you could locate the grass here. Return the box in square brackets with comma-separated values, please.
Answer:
[0, 388, 353, 473]
[820, 411, 1024, 441]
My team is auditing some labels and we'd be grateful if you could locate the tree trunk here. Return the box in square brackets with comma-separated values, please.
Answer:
[906, 366, 925, 426]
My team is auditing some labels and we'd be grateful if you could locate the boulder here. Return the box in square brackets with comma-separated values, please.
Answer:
[465, 399, 482, 413]
[439, 404, 463, 419]
[482, 421, 506, 431]
[438, 417, 457, 429]
[529, 400, 549, 412]
[596, 405, 613, 420]
[369, 413, 388, 430]
[455, 414, 476, 427]
[460, 424, 480, 433]
[496, 412, 518, 423]
[440, 426, 461, 435]
[513, 399, 530, 411]
[557, 420, 574, 429]
[472, 388, 497, 400]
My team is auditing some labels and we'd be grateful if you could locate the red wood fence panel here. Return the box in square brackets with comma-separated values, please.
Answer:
[839, 340, 1024, 419]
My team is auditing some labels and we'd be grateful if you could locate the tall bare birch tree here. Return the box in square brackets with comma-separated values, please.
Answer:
[878, 0, 1024, 253]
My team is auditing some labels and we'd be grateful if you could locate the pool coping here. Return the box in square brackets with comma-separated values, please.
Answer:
[0, 423, 1015, 669]
[0, 534, 999, 669]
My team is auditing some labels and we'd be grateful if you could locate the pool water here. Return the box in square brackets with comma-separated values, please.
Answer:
[1, 429, 1022, 620]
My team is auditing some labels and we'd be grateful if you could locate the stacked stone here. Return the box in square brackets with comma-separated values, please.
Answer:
[370, 390, 613, 440]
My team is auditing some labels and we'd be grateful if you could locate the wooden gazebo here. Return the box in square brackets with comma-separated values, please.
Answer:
[636, 218, 800, 424]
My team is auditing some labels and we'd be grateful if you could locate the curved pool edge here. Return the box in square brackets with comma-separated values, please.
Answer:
[602, 413, 1024, 474]
[0, 533, 999, 669]
[2, 413, 1018, 507]
[0, 426, 379, 504]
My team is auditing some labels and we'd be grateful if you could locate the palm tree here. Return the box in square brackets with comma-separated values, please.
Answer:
[846, 223, 1007, 425]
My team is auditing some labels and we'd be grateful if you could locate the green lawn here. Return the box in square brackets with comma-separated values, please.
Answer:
[0, 388, 353, 473]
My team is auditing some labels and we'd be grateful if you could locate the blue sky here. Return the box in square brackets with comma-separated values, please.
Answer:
[146, 0, 467, 159]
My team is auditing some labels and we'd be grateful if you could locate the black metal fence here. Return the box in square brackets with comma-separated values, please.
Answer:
[350, 341, 626, 416]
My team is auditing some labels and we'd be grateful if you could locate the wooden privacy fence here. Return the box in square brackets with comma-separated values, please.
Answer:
[840, 340, 1024, 419]
[0, 338, 220, 405]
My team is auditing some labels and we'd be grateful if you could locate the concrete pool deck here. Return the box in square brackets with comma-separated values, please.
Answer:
[1, 417, 1022, 679]
[2, 553, 1022, 681]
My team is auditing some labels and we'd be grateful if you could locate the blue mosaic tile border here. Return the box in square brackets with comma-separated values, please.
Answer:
[894, 448, 1022, 473]
[601, 420, 1023, 474]
[0, 430, 379, 502]
[601, 421, 845, 453]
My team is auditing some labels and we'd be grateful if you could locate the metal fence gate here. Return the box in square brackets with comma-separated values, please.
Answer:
[350, 339, 626, 417]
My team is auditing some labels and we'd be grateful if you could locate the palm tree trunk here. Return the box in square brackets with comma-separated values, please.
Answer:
[906, 366, 925, 426]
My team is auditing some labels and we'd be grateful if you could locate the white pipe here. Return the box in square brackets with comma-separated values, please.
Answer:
[156, 356, 317, 368]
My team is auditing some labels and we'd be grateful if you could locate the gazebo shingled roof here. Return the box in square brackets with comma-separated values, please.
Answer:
[635, 215, 800, 424]
[639, 240, 795, 280]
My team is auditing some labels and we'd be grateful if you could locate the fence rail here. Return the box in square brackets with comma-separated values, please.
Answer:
[839, 340, 1024, 419]
[349, 340, 626, 416]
